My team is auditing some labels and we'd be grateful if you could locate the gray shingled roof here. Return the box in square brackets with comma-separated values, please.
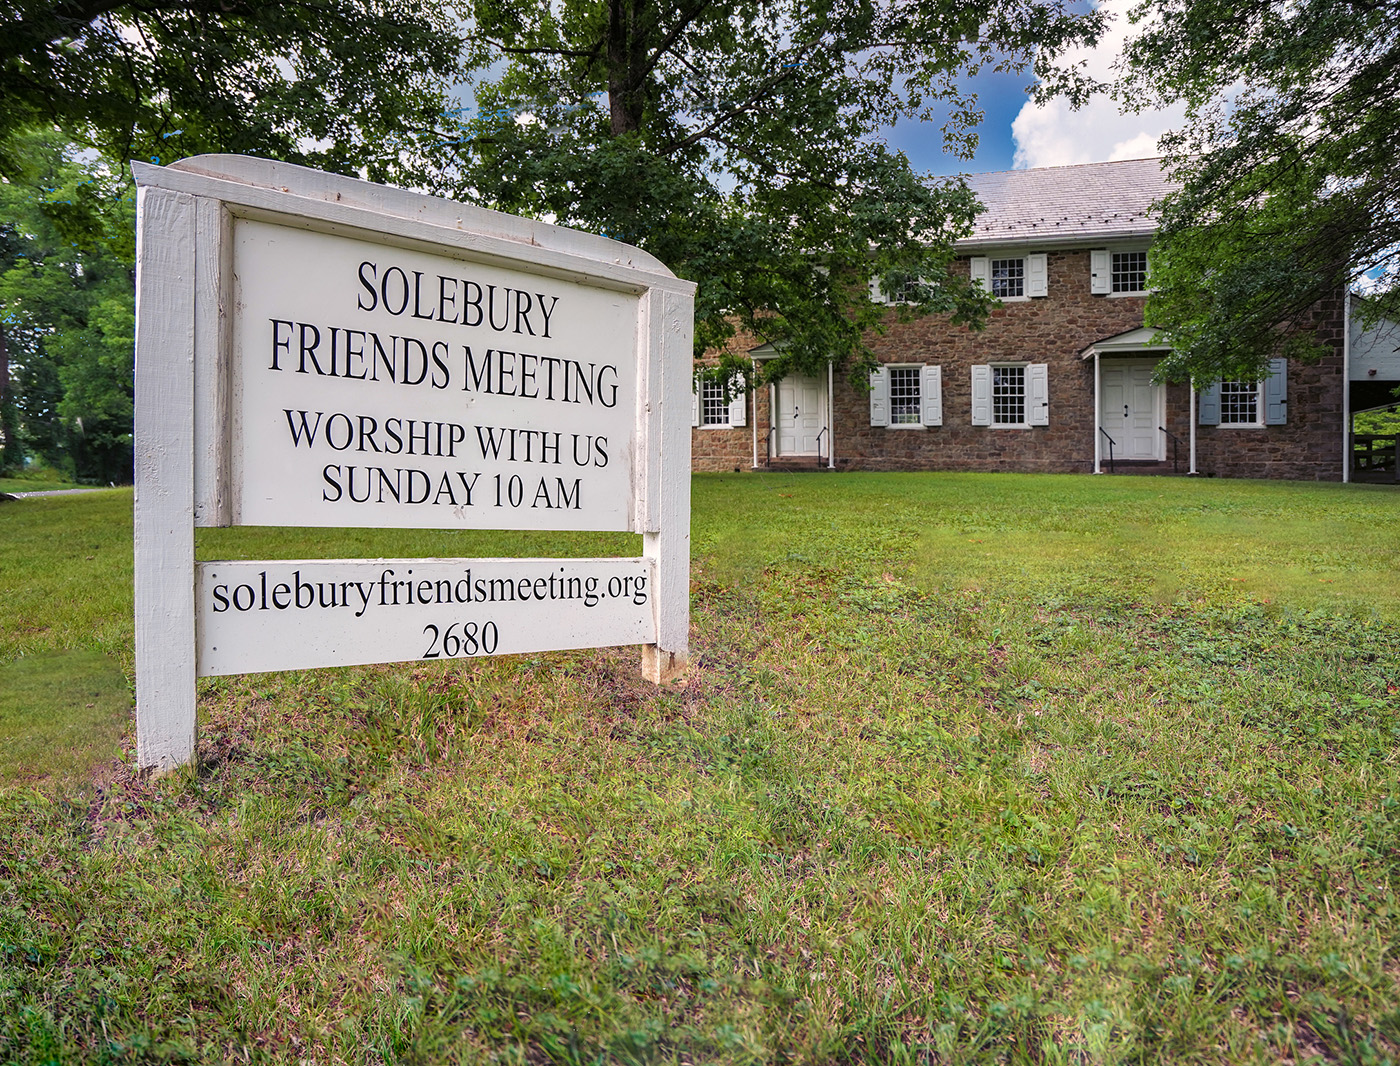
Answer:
[954, 158, 1178, 250]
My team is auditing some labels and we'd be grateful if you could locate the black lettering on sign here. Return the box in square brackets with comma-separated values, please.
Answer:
[422, 621, 499, 659]
[355, 261, 560, 338]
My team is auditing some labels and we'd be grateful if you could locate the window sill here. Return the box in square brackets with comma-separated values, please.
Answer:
[698, 423, 734, 430]
[886, 422, 928, 430]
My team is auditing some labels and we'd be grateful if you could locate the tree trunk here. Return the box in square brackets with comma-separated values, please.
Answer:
[607, 0, 645, 135]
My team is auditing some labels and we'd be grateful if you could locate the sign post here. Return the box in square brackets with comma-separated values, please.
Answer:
[133, 156, 694, 771]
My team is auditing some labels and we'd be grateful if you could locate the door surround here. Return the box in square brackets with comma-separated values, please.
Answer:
[772, 372, 829, 457]
[1099, 358, 1165, 462]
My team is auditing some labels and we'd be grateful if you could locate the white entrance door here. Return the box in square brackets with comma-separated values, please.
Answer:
[775, 374, 828, 456]
[1100, 361, 1163, 461]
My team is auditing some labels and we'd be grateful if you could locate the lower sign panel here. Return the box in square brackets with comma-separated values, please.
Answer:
[196, 557, 655, 676]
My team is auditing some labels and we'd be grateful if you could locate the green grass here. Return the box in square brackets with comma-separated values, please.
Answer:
[2, 473, 1400, 1064]
[0, 650, 129, 787]
[0, 477, 73, 494]
[0, 463, 79, 494]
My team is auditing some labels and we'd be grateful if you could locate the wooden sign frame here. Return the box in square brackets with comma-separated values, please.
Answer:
[133, 156, 694, 771]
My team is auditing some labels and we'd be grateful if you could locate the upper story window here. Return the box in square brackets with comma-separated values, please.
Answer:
[869, 275, 925, 305]
[990, 258, 1025, 299]
[970, 254, 1046, 299]
[1112, 250, 1149, 293]
[1091, 247, 1148, 295]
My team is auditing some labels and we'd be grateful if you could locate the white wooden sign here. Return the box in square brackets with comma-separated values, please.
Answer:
[133, 156, 694, 771]
[233, 220, 636, 530]
[197, 557, 653, 675]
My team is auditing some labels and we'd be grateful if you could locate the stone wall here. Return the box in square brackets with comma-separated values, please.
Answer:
[693, 382, 768, 472]
[690, 251, 1347, 481]
[1193, 294, 1346, 481]
[836, 249, 1146, 473]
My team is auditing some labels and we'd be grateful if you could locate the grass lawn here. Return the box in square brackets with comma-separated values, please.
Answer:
[0, 471, 80, 494]
[2, 473, 1399, 1064]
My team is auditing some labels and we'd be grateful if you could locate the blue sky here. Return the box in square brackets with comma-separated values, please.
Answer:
[880, 0, 1188, 178]
[886, 68, 1036, 177]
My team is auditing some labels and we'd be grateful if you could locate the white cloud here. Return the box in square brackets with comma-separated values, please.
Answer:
[1010, 0, 1187, 169]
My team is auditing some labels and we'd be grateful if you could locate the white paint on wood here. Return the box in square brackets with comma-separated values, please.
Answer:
[134, 160, 690, 300]
[134, 187, 198, 772]
[164, 155, 673, 278]
[133, 156, 696, 767]
[642, 286, 692, 683]
[776, 374, 826, 455]
[198, 557, 654, 674]
[229, 219, 636, 531]
[1099, 361, 1163, 460]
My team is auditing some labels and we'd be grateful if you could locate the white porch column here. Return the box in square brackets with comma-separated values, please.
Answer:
[827, 361, 835, 469]
[1189, 379, 1198, 475]
[1343, 289, 1351, 483]
[1093, 350, 1102, 473]
[751, 360, 759, 469]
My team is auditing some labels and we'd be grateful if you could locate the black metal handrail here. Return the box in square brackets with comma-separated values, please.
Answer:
[815, 427, 828, 470]
[1160, 426, 1185, 473]
[1099, 427, 1117, 473]
[766, 426, 777, 468]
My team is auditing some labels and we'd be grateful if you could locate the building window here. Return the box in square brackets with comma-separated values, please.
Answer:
[990, 257, 1024, 299]
[889, 367, 921, 424]
[700, 378, 730, 426]
[992, 365, 1026, 424]
[1112, 251, 1148, 293]
[871, 365, 942, 427]
[870, 274, 925, 305]
[971, 363, 1048, 426]
[1219, 380, 1262, 426]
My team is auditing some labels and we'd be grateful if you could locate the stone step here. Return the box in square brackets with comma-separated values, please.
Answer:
[1102, 460, 1189, 476]
[763, 458, 835, 472]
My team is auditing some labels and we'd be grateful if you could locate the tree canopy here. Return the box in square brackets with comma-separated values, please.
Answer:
[0, 129, 136, 481]
[1119, 0, 1400, 383]
[0, 0, 462, 184]
[422, 0, 1105, 381]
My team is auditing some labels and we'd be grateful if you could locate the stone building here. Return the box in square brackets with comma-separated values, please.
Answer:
[692, 157, 1353, 481]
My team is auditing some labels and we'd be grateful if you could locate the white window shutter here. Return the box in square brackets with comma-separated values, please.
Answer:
[1027, 363, 1050, 425]
[869, 367, 890, 427]
[728, 374, 747, 427]
[969, 256, 990, 293]
[1027, 253, 1048, 298]
[970, 365, 992, 425]
[1090, 249, 1111, 295]
[691, 374, 700, 427]
[1263, 358, 1287, 425]
[921, 365, 942, 426]
[1198, 382, 1221, 426]
[869, 274, 886, 304]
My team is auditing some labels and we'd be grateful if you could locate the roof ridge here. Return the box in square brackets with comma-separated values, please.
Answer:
[957, 157, 1167, 181]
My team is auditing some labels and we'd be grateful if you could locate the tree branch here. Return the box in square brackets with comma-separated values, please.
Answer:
[658, 65, 801, 156]
[632, 0, 711, 86]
